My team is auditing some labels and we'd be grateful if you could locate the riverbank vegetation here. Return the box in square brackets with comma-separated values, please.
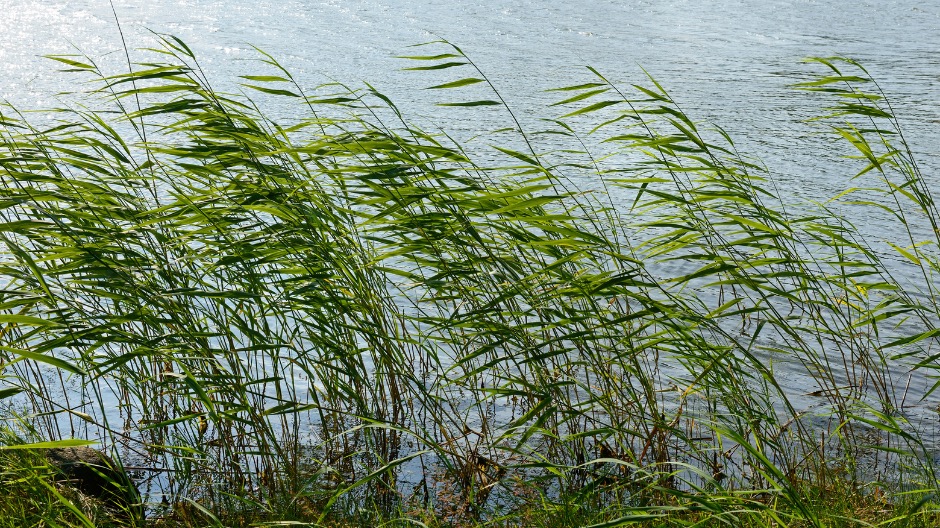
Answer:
[0, 35, 938, 526]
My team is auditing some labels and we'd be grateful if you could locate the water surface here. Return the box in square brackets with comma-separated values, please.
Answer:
[2, 0, 939, 484]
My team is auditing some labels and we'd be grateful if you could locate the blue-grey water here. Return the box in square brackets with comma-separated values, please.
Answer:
[3, 0, 939, 239]
[2, 0, 940, 494]
[3, 0, 939, 197]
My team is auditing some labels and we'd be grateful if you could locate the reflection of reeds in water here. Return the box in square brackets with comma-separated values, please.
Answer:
[0, 36, 938, 525]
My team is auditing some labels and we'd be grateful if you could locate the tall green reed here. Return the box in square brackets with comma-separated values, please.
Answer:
[0, 35, 937, 525]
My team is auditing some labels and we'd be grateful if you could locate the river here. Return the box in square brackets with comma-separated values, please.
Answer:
[2, 0, 940, 496]
[3, 0, 939, 229]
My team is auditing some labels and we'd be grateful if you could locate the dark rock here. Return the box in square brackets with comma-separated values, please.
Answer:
[46, 446, 143, 524]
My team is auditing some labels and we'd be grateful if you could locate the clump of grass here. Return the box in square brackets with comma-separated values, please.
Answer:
[0, 425, 139, 527]
[0, 35, 938, 526]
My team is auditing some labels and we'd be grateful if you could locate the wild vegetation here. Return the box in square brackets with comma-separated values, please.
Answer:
[0, 35, 938, 526]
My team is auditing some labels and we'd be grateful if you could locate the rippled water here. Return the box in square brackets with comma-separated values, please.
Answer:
[2, 0, 940, 487]
[3, 0, 939, 240]
[3, 1, 938, 178]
